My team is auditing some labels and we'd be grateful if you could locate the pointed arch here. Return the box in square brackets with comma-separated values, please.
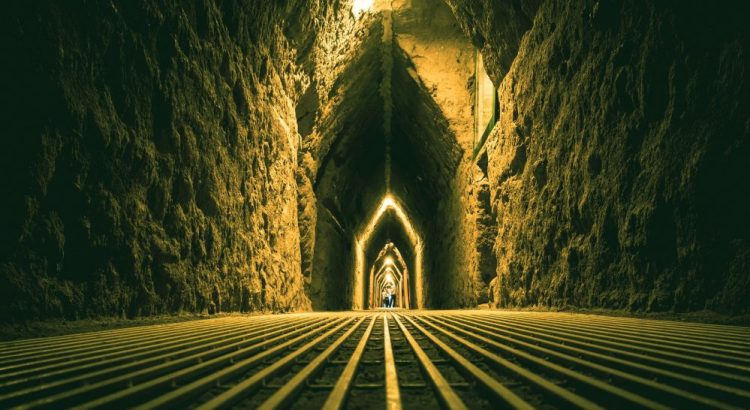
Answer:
[369, 244, 409, 308]
[353, 194, 424, 309]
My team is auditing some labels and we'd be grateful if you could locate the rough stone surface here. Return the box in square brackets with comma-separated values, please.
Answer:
[444, 0, 541, 85]
[3, 0, 748, 322]
[0, 0, 360, 321]
[452, 0, 750, 313]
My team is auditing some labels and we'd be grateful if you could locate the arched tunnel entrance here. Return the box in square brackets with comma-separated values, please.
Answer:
[357, 196, 422, 310]
[367, 242, 410, 309]
[302, 0, 474, 312]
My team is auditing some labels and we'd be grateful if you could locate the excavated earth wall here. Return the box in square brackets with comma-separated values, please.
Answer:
[451, 0, 750, 313]
[0, 0, 360, 321]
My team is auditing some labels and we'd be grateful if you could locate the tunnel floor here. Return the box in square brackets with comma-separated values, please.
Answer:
[1, 311, 749, 409]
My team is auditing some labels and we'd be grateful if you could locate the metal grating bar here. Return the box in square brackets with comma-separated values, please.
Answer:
[0, 310, 747, 409]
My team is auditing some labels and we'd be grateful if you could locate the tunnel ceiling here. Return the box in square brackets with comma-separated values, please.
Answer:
[310, 30, 462, 240]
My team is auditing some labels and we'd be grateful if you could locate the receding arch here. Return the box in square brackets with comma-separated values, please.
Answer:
[368, 243, 410, 309]
[353, 194, 424, 309]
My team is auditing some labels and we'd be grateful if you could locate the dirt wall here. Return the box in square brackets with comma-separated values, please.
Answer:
[452, 0, 750, 313]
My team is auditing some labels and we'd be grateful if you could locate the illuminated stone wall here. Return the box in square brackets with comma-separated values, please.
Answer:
[450, 0, 750, 313]
[299, 17, 387, 310]
[0, 1, 360, 320]
[0, 0, 484, 319]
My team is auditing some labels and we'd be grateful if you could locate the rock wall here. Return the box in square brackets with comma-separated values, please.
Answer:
[0, 0, 357, 321]
[445, 0, 541, 85]
[452, 0, 750, 313]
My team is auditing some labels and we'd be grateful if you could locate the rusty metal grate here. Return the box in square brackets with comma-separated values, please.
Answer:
[1, 310, 749, 409]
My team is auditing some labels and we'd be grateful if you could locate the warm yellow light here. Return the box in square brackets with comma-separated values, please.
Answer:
[352, 0, 374, 16]
[385, 272, 393, 282]
[353, 192, 424, 309]
[385, 256, 394, 266]
[382, 195, 395, 209]
[360, 194, 417, 247]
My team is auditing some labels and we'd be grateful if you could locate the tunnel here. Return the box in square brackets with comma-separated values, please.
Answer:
[1, 0, 749, 408]
[301, 2, 469, 311]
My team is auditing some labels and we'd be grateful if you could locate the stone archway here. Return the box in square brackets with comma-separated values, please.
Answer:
[353, 194, 424, 309]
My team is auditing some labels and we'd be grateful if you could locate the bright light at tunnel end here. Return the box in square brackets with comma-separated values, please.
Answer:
[381, 195, 395, 210]
[353, 192, 424, 310]
[352, 0, 373, 17]
[359, 193, 414, 246]
[385, 256, 394, 266]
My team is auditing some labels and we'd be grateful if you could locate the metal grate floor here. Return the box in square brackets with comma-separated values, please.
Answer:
[1, 310, 749, 409]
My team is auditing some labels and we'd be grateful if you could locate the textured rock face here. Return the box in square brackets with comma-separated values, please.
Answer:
[1, 0, 483, 319]
[3, 0, 747, 322]
[0, 1, 359, 321]
[444, 0, 541, 85]
[452, 0, 750, 313]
